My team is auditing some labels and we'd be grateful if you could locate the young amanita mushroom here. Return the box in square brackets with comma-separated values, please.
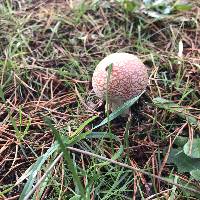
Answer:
[92, 52, 148, 116]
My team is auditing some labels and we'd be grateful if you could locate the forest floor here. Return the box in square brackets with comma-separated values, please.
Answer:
[0, 0, 200, 199]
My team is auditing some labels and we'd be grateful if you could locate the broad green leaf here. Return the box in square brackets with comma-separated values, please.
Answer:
[184, 139, 200, 158]
[190, 169, 200, 181]
[94, 91, 145, 129]
[174, 136, 188, 147]
[167, 148, 200, 173]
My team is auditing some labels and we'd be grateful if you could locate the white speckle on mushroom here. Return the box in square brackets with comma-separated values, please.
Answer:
[92, 52, 148, 116]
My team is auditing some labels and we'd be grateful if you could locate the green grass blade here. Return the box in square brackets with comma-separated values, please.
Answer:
[45, 117, 86, 198]
[94, 91, 145, 129]
[18, 142, 58, 199]
[87, 132, 120, 141]
[72, 115, 97, 136]
[153, 97, 200, 128]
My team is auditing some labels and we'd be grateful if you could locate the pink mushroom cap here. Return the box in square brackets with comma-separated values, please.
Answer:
[92, 52, 148, 113]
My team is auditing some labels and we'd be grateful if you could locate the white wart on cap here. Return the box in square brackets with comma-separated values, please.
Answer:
[92, 52, 148, 115]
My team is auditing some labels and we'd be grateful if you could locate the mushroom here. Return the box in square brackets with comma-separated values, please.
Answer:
[92, 52, 148, 116]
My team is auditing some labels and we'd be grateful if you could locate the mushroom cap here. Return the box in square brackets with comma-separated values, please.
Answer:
[92, 53, 148, 102]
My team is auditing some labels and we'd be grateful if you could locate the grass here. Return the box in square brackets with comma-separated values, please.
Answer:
[0, 0, 200, 199]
